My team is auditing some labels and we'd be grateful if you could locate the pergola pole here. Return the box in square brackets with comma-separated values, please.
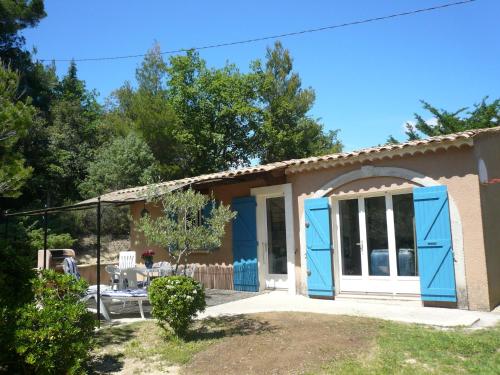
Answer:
[43, 205, 48, 269]
[3, 211, 8, 241]
[96, 196, 101, 327]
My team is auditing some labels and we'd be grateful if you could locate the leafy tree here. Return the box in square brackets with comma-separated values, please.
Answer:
[0, 0, 46, 60]
[252, 41, 342, 163]
[79, 133, 159, 198]
[106, 45, 184, 179]
[385, 135, 400, 145]
[397, 97, 500, 142]
[109, 45, 261, 178]
[165, 50, 260, 175]
[0, 0, 55, 112]
[136, 188, 236, 273]
[0, 64, 35, 197]
[45, 61, 102, 203]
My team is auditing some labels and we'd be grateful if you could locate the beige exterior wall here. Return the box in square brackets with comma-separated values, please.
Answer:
[128, 143, 497, 311]
[287, 146, 492, 310]
[475, 132, 500, 310]
[129, 175, 285, 267]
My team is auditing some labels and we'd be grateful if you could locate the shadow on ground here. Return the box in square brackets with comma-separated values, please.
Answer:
[186, 314, 276, 341]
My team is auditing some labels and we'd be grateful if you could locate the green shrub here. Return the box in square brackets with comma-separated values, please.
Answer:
[0, 243, 35, 371]
[14, 270, 96, 374]
[148, 276, 206, 338]
[27, 228, 76, 250]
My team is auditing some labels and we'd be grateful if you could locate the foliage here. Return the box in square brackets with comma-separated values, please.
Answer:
[164, 49, 260, 175]
[388, 97, 500, 143]
[148, 276, 206, 338]
[14, 270, 95, 374]
[46, 61, 103, 203]
[79, 133, 159, 198]
[136, 188, 235, 271]
[385, 135, 400, 145]
[0, 0, 46, 57]
[27, 227, 76, 250]
[251, 41, 342, 163]
[0, 64, 35, 197]
[0, 242, 35, 370]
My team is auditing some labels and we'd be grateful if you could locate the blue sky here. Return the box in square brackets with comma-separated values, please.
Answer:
[23, 0, 500, 151]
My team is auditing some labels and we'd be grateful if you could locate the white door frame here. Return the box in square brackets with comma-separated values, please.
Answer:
[251, 183, 296, 295]
[332, 190, 420, 295]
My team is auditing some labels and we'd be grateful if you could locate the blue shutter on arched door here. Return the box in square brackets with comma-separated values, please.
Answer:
[305, 197, 334, 298]
[232, 196, 259, 292]
[413, 186, 457, 302]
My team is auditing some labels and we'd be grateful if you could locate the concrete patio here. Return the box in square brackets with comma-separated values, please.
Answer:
[198, 291, 500, 328]
[97, 289, 500, 328]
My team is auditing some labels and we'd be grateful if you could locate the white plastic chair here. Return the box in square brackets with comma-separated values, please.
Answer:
[157, 261, 173, 277]
[119, 251, 136, 269]
[105, 265, 121, 290]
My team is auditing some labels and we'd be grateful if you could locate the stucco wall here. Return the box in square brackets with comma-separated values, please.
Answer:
[127, 145, 494, 310]
[475, 132, 500, 310]
[129, 176, 285, 266]
[287, 146, 491, 310]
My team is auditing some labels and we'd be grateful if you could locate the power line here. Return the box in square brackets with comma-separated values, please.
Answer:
[39, 0, 477, 63]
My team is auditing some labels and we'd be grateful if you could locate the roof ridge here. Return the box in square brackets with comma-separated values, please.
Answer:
[95, 125, 500, 201]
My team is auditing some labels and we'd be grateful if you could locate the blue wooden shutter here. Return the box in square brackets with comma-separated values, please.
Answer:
[413, 186, 457, 302]
[305, 197, 334, 297]
[232, 196, 259, 292]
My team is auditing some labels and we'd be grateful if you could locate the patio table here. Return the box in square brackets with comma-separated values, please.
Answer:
[131, 266, 162, 285]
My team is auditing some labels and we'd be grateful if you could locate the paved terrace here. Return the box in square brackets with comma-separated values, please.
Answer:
[97, 290, 500, 328]
[198, 291, 500, 328]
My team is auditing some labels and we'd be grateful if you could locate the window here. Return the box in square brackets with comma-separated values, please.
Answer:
[365, 196, 390, 276]
[393, 194, 418, 276]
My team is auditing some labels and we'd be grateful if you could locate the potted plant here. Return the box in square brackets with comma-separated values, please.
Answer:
[141, 249, 155, 269]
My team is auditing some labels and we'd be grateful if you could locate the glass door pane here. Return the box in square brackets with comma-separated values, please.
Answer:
[339, 199, 362, 276]
[393, 194, 418, 276]
[266, 197, 287, 274]
[365, 196, 390, 276]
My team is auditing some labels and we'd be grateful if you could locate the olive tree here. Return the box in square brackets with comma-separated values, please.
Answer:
[136, 187, 235, 273]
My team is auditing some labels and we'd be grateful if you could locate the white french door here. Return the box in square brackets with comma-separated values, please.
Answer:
[333, 192, 420, 295]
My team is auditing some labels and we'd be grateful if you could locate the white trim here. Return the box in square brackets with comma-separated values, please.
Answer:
[298, 166, 468, 308]
[251, 183, 296, 295]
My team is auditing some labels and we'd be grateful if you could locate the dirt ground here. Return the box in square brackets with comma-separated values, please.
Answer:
[183, 312, 378, 375]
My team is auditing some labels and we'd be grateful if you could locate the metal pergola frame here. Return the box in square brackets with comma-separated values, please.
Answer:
[2, 197, 137, 327]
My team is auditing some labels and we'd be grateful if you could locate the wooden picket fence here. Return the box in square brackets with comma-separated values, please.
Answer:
[192, 263, 234, 290]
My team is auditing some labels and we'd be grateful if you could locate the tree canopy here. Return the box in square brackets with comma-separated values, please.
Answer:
[252, 41, 342, 163]
[387, 97, 499, 144]
[0, 64, 35, 197]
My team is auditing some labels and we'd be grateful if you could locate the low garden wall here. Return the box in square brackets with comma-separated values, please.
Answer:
[78, 262, 116, 285]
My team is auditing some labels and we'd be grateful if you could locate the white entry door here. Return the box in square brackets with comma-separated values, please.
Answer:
[334, 192, 420, 295]
[262, 196, 288, 289]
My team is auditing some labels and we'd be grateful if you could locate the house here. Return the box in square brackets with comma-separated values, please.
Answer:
[91, 126, 500, 311]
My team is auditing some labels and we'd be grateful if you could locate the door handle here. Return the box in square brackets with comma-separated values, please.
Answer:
[307, 270, 311, 276]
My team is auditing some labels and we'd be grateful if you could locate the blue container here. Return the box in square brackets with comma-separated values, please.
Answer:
[370, 249, 389, 276]
[398, 248, 415, 276]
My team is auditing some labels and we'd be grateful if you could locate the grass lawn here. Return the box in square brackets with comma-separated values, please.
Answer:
[90, 313, 500, 375]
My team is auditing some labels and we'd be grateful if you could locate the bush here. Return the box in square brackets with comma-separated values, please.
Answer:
[14, 270, 96, 374]
[0, 244, 35, 371]
[148, 276, 206, 338]
[27, 228, 76, 250]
